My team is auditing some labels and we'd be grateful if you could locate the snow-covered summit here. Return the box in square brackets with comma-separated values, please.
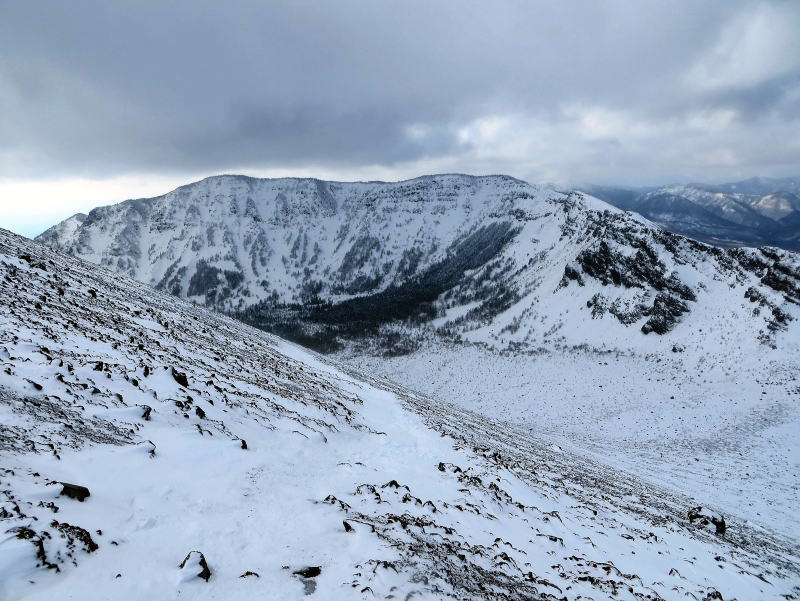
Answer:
[37, 174, 554, 312]
[37, 174, 799, 355]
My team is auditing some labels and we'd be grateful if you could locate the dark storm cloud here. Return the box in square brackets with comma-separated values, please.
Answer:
[1, 0, 798, 184]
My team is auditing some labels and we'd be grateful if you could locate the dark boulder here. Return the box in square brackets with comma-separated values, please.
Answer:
[171, 368, 189, 387]
[59, 482, 90, 502]
[293, 566, 321, 594]
[688, 506, 726, 535]
[293, 566, 321, 578]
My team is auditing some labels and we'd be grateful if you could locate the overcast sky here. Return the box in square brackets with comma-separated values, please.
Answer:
[1, 0, 799, 236]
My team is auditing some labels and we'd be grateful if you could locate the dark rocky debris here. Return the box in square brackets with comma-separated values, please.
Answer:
[171, 368, 189, 388]
[689, 506, 727, 535]
[239, 570, 260, 578]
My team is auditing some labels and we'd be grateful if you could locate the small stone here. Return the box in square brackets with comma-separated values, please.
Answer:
[688, 506, 726, 535]
[293, 566, 321, 578]
[178, 551, 211, 582]
[59, 482, 90, 502]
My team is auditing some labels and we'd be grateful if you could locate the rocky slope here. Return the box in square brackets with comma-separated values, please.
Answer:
[5, 229, 800, 599]
[34, 173, 800, 545]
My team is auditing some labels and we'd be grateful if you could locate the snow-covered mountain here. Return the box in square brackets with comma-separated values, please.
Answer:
[34, 174, 800, 546]
[4, 228, 798, 599]
[585, 177, 800, 250]
[37, 174, 800, 354]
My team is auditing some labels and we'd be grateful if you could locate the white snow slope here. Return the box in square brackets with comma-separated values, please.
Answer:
[2, 230, 799, 599]
[36, 174, 800, 544]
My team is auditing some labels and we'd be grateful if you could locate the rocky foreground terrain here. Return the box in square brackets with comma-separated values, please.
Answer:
[2, 228, 799, 599]
[36, 174, 800, 540]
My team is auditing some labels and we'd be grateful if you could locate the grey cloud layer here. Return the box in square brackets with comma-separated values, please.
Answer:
[1, 0, 798, 184]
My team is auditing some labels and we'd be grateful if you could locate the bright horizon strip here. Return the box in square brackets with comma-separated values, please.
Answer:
[0, 161, 486, 238]
[0, 175, 193, 238]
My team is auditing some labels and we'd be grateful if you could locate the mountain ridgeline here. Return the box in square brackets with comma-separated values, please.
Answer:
[38, 174, 800, 353]
[584, 176, 800, 251]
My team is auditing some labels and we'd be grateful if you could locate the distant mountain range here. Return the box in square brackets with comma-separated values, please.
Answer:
[582, 176, 800, 250]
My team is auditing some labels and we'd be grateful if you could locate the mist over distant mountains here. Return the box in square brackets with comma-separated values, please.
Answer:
[583, 176, 800, 251]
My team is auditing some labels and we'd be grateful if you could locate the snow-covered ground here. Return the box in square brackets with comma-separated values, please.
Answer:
[350, 342, 800, 542]
[3, 229, 799, 600]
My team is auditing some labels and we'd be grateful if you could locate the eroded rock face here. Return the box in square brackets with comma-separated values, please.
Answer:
[688, 506, 727, 535]
[569, 225, 697, 335]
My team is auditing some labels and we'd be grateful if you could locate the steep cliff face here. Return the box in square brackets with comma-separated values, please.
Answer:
[38, 174, 800, 354]
[37, 175, 535, 311]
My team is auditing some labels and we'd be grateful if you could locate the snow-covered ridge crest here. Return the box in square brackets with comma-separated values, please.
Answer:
[36, 173, 562, 312]
[37, 173, 799, 356]
[2, 229, 799, 599]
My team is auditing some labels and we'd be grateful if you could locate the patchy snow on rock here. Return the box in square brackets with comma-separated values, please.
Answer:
[2, 229, 799, 599]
